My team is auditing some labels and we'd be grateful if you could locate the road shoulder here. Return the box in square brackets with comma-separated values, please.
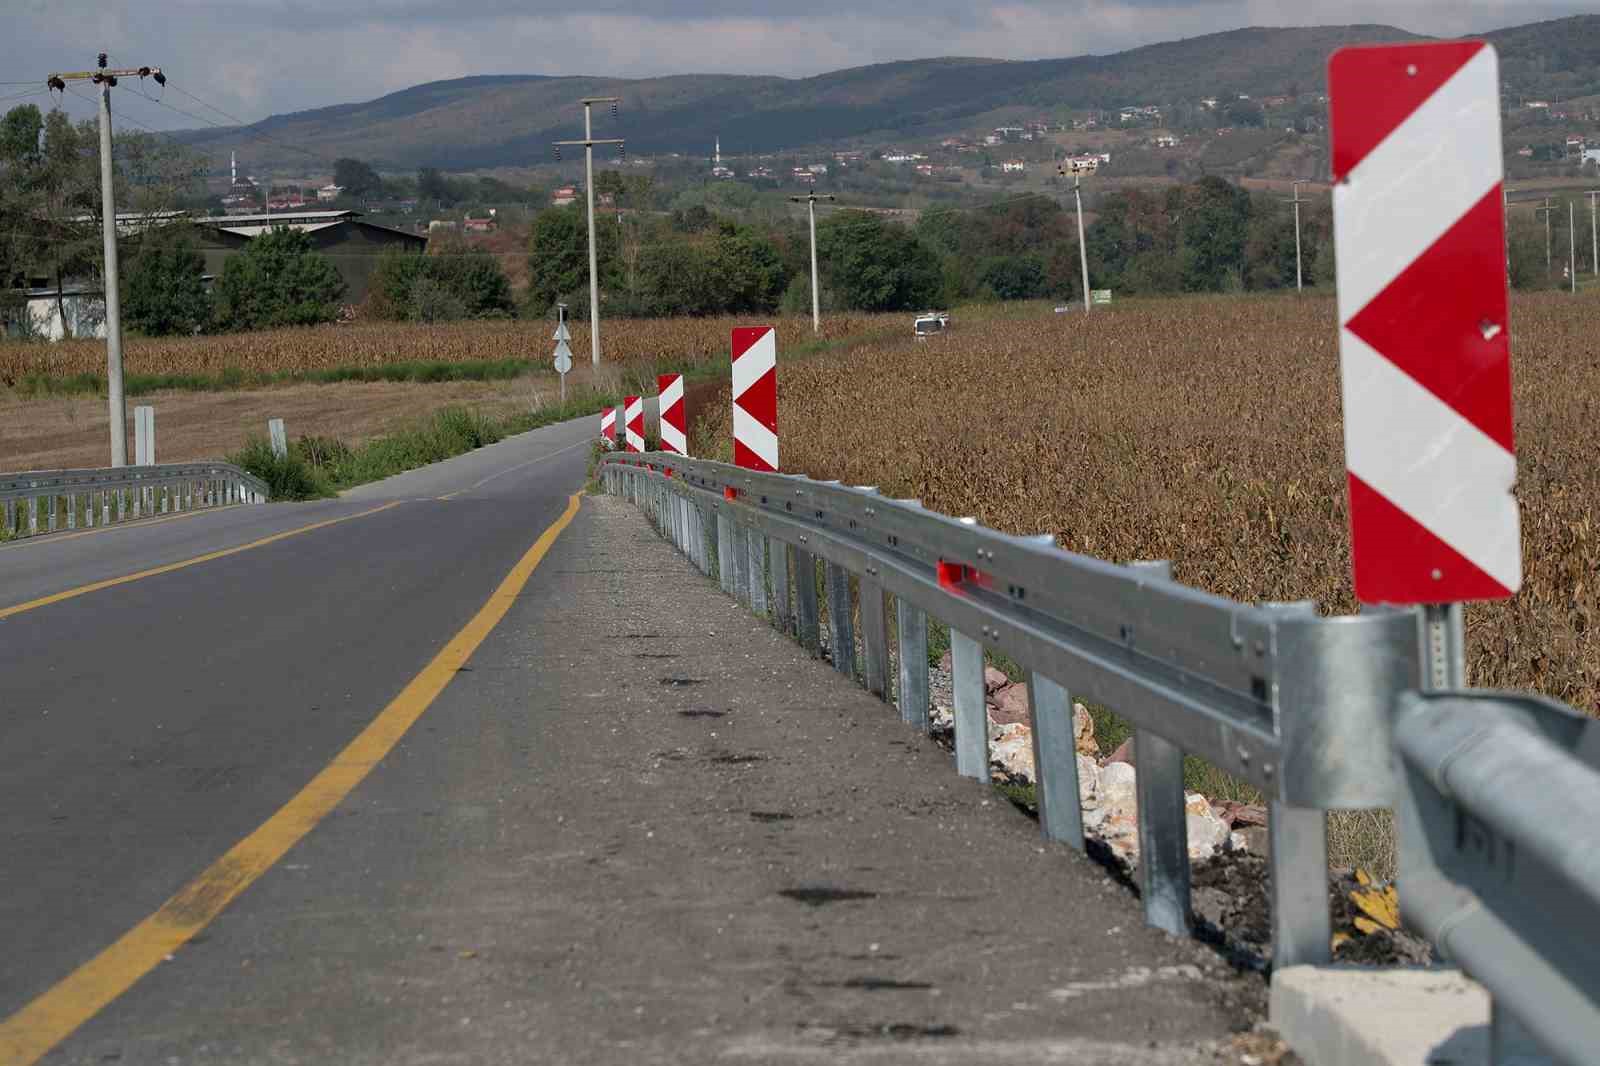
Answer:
[55, 494, 1264, 1065]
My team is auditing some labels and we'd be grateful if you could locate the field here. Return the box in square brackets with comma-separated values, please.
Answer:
[694, 292, 1600, 716]
[0, 314, 880, 384]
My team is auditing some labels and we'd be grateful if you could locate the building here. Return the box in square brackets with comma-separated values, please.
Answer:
[317, 184, 344, 203]
[463, 217, 496, 234]
[1001, 160, 1026, 173]
[1155, 135, 1179, 148]
[551, 186, 578, 207]
[1584, 148, 1600, 166]
[6, 281, 108, 341]
[192, 209, 427, 305]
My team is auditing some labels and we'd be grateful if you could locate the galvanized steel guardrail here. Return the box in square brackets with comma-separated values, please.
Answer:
[601, 451, 1599, 1064]
[1, 462, 270, 539]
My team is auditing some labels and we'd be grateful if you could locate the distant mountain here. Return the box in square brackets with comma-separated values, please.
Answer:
[175, 17, 1600, 174]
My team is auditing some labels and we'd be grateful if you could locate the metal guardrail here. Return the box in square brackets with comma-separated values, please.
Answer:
[1, 462, 269, 539]
[601, 451, 1599, 1064]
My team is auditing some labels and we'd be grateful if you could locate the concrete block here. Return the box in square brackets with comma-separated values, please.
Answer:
[1272, 965, 1491, 1066]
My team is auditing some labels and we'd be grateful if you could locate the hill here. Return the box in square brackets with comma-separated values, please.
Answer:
[176, 17, 1600, 173]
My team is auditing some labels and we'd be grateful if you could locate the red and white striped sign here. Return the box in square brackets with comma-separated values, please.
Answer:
[600, 406, 616, 442]
[730, 326, 778, 471]
[624, 395, 644, 453]
[1330, 41, 1520, 603]
[658, 373, 686, 455]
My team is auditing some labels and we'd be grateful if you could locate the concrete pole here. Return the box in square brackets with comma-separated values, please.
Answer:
[807, 195, 820, 333]
[98, 80, 127, 467]
[1074, 174, 1091, 313]
[583, 101, 600, 367]
[1291, 180, 1305, 293]
[1570, 201, 1577, 294]
[1590, 191, 1600, 278]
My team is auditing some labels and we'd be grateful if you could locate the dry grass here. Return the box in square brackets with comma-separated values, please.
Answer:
[697, 290, 1600, 714]
[0, 314, 881, 382]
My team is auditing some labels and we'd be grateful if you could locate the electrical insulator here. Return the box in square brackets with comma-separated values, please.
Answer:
[554, 145, 562, 161]
[98, 53, 108, 69]
[610, 101, 618, 120]
[617, 143, 626, 161]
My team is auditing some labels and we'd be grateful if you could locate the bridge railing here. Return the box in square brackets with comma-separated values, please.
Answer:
[601, 450, 1600, 1066]
[1, 462, 270, 539]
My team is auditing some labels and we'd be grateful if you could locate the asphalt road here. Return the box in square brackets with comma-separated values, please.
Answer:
[0, 417, 594, 1051]
[0, 421, 1260, 1064]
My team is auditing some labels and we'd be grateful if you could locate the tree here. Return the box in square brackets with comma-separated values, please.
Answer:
[525, 204, 618, 316]
[123, 223, 210, 335]
[711, 227, 788, 312]
[370, 237, 515, 321]
[816, 211, 942, 312]
[1177, 177, 1251, 292]
[417, 167, 452, 207]
[978, 254, 1048, 300]
[214, 228, 345, 330]
[333, 158, 383, 199]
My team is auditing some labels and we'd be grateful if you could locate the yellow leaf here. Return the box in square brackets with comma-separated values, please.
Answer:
[1332, 932, 1351, 950]
[1353, 917, 1383, 936]
[1350, 884, 1401, 931]
[1355, 868, 1372, 886]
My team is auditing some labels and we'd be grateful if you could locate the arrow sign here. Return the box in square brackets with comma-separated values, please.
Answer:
[553, 339, 574, 375]
[552, 321, 571, 342]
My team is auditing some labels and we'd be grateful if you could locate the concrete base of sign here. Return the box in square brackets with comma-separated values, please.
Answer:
[1272, 965, 1493, 1066]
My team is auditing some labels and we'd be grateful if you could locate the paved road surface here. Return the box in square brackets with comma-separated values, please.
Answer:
[0, 421, 1261, 1064]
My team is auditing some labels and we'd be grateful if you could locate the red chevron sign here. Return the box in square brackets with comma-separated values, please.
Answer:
[1329, 41, 1521, 603]
[730, 327, 778, 472]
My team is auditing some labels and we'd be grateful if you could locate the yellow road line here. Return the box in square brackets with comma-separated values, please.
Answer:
[0, 502, 245, 552]
[0, 492, 584, 1065]
[436, 438, 592, 501]
[0, 502, 403, 622]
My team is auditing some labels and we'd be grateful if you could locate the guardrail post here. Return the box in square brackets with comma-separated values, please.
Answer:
[770, 539, 791, 634]
[1128, 561, 1190, 937]
[716, 510, 734, 594]
[2, 499, 12, 537]
[860, 577, 890, 699]
[730, 522, 750, 605]
[1135, 730, 1190, 936]
[28, 496, 38, 535]
[896, 599, 929, 730]
[950, 629, 989, 781]
[794, 547, 821, 656]
[1029, 673, 1085, 851]
[66, 494, 77, 530]
[747, 527, 768, 617]
[826, 562, 856, 679]
[101, 490, 111, 525]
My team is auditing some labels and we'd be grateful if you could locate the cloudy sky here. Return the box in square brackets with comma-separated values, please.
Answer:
[1, 0, 1588, 128]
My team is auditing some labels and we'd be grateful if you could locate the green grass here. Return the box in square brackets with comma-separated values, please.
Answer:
[231, 387, 622, 501]
[9, 358, 540, 399]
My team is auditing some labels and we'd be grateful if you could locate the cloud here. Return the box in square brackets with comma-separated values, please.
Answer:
[0, 0, 1589, 122]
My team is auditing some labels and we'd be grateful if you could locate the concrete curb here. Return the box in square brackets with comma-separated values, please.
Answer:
[1272, 965, 1491, 1065]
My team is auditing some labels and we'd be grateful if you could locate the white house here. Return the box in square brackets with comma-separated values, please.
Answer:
[7, 283, 107, 341]
[1583, 148, 1600, 166]
[316, 184, 344, 202]
[1001, 160, 1026, 173]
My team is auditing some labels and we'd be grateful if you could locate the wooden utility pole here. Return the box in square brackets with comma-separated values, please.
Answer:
[1284, 180, 1309, 292]
[47, 55, 165, 467]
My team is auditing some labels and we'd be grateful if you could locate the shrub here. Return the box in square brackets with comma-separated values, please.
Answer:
[229, 437, 333, 501]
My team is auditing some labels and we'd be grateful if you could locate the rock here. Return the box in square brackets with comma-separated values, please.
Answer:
[1073, 702, 1098, 756]
[990, 722, 1035, 781]
[1104, 738, 1135, 766]
[1075, 754, 1101, 804]
[937, 649, 952, 673]
[983, 666, 1009, 693]
[929, 704, 953, 730]
[1098, 760, 1138, 803]
[990, 683, 1031, 725]
[1185, 791, 1231, 859]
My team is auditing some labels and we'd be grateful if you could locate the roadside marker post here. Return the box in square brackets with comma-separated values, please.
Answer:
[658, 373, 686, 455]
[268, 418, 287, 460]
[600, 406, 616, 443]
[552, 304, 573, 403]
[730, 327, 778, 472]
[1329, 38, 1521, 692]
[624, 396, 644, 452]
[133, 406, 154, 466]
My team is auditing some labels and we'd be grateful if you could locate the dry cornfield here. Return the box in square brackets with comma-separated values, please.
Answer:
[695, 292, 1600, 715]
[0, 313, 883, 382]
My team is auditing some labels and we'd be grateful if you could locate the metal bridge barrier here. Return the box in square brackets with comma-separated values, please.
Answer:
[601, 451, 1598, 1064]
[1, 462, 270, 539]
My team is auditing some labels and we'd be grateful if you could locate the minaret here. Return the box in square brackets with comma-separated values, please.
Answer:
[715, 138, 721, 167]
[231, 151, 237, 186]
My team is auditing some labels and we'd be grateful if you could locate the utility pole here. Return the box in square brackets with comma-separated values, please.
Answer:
[788, 192, 835, 332]
[47, 54, 164, 468]
[1570, 201, 1578, 293]
[554, 98, 624, 367]
[1284, 180, 1308, 292]
[1073, 171, 1091, 313]
[1587, 190, 1600, 279]
[1535, 197, 1555, 275]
